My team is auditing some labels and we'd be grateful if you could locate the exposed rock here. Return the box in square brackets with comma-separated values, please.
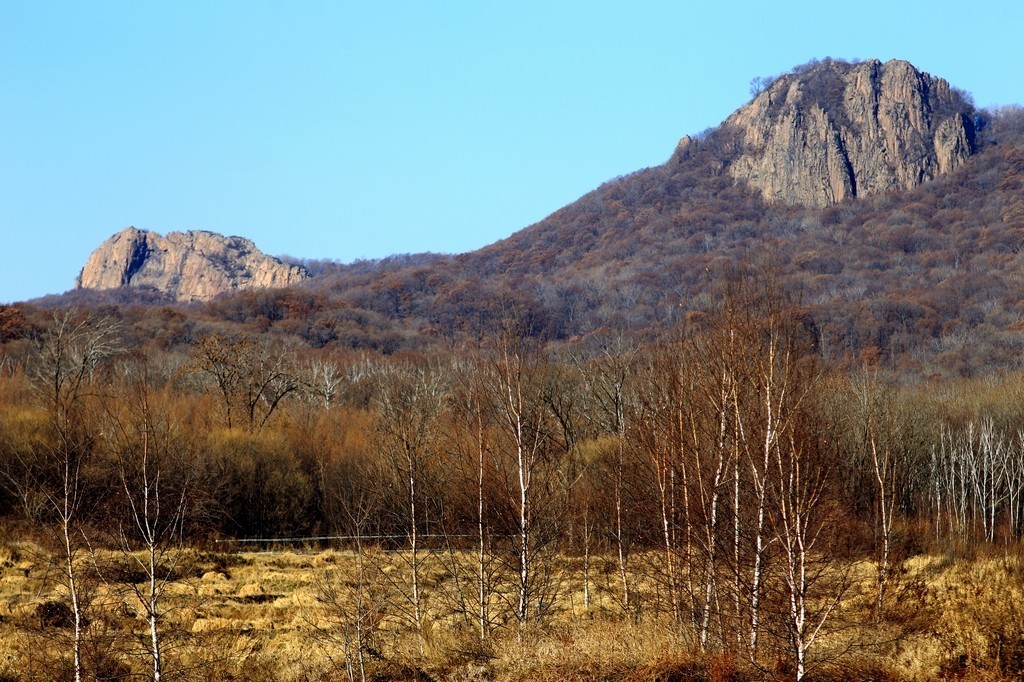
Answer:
[76, 227, 308, 302]
[726, 59, 976, 207]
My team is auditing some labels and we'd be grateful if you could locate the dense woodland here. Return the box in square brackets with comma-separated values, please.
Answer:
[5, 278, 1024, 679]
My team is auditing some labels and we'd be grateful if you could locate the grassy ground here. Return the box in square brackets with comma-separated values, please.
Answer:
[1, 538, 1023, 681]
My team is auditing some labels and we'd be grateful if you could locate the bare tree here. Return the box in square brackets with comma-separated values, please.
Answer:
[447, 355, 504, 642]
[187, 333, 300, 432]
[847, 368, 914, 619]
[102, 358, 195, 681]
[481, 319, 560, 637]
[931, 418, 1012, 546]
[30, 309, 121, 682]
[769, 422, 847, 682]
[369, 357, 448, 652]
[312, 492, 388, 682]
[304, 356, 346, 409]
[732, 296, 808, 663]
[575, 335, 641, 615]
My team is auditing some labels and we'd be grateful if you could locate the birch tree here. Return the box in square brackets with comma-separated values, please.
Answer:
[370, 357, 448, 651]
[32, 309, 121, 682]
[630, 342, 690, 626]
[483, 318, 560, 636]
[103, 359, 195, 681]
[769, 421, 846, 682]
[575, 336, 641, 615]
[449, 358, 501, 641]
[847, 369, 916, 618]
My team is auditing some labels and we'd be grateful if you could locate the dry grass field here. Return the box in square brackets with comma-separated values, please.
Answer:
[1, 535, 1024, 681]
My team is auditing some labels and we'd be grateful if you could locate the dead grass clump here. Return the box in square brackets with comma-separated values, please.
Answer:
[811, 656, 910, 682]
[33, 600, 75, 629]
[425, 626, 494, 662]
[197, 550, 252, 576]
[472, 618, 695, 682]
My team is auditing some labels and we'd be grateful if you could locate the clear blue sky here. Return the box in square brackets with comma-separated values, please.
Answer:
[2, 1, 1022, 303]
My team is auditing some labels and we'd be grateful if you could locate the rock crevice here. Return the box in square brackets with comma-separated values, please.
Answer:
[726, 59, 976, 207]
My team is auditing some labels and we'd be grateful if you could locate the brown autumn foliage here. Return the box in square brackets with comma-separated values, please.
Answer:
[4, 61, 1024, 679]
[3, 286, 1024, 679]
[30, 103, 1024, 376]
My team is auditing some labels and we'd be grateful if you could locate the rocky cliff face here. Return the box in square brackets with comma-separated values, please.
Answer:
[76, 227, 308, 302]
[726, 59, 976, 207]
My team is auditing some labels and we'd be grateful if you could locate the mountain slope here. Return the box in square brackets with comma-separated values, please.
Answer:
[57, 58, 1024, 375]
[316, 59, 1024, 372]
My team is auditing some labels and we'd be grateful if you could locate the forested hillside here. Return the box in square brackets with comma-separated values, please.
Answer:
[35, 59, 1024, 377]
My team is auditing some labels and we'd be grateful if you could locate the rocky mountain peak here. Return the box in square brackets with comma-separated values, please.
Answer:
[76, 227, 308, 302]
[725, 58, 976, 207]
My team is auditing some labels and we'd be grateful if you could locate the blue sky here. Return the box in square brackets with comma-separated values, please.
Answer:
[2, 1, 1022, 303]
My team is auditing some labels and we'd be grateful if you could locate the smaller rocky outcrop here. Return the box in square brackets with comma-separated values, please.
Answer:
[726, 59, 976, 208]
[76, 227, 308, 302]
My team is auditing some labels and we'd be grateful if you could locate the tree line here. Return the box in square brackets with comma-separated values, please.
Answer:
[4, 286, 1024, 679]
